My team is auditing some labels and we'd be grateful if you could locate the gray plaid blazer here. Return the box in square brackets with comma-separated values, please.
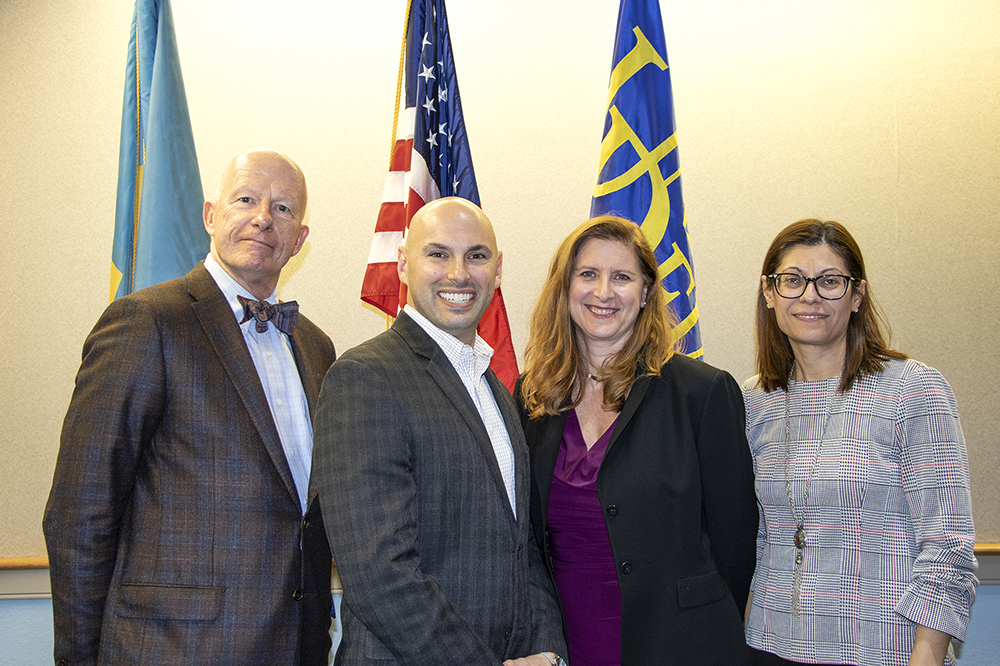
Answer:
[313, 310, 566, 666]
[44, 263, 335, 666]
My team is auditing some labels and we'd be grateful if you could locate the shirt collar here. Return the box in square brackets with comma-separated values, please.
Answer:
[203, 253, 279, 325]
[403, 305, 494, 378]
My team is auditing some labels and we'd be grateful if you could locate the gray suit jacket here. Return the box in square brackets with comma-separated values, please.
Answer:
[313, 311, 565, 665]
[43, 263, 335, 666]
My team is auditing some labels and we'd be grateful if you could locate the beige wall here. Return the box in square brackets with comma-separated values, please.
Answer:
[2, 0, 998, 556]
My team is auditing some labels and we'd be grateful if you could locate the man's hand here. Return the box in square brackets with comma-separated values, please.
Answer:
[503, 652, 560, 666]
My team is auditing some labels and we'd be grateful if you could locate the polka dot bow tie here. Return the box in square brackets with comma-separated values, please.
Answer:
[237, 296, 299, 335]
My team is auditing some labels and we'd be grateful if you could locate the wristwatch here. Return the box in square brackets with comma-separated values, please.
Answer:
[542, 653, 567, 666]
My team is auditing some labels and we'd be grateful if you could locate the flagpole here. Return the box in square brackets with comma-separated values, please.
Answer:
[111, 0, 206, 302]
[389, 0, 413, 164]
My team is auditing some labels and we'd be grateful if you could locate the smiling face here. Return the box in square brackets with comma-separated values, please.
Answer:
[398, 197, 502, 346]
[568, 238, 649, 358]
[762, 242, 865, 368]
[204, 151, 309, 300]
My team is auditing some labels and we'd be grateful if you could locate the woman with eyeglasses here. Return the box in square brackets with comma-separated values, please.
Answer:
[742, 219, 978, 666]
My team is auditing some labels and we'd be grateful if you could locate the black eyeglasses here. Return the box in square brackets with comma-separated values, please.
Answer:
[767, 273, 860, 300]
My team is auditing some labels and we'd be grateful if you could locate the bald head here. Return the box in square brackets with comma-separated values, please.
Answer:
[214, 149, 307, 214]
[404, 197, 495, 252]
[398, 197, 502, 345]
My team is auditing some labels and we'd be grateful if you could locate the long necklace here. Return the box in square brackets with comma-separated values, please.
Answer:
[783, 368, 839, 616]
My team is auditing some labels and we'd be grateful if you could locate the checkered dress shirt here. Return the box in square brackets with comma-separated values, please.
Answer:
[404, 306, 517, 517]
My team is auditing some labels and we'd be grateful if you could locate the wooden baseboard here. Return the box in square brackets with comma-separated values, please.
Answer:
[0, 558, 48, 571]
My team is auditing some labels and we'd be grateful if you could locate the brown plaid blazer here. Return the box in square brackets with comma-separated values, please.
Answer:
[43, 263, 335, 666]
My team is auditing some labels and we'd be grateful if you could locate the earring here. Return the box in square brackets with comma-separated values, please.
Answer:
[641, 301, 646, 308]
[853, 308, 858, 313]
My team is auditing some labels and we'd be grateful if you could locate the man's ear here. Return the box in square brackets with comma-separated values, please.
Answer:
[397, 245, 409, 286]
[290, 225, 310, 257]
[203, 201, 215, 236]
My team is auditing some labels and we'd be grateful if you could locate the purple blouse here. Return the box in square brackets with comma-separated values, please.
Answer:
[547, 409, 621, 666]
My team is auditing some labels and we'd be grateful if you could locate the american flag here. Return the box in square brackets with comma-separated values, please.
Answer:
[361, 0, 519, 390]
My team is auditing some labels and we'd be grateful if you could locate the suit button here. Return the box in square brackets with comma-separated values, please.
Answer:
[302, 516, 311, 530]
[505, 628, 512, 640]
[620, 561, 633, 574]
[607, 504, 619, 516]
[292, 589, 304, 601]
[516, 545, 523, 559]
[57, 661, 70, 666]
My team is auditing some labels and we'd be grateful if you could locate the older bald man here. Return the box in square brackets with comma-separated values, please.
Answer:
[44, 150, 335, 666]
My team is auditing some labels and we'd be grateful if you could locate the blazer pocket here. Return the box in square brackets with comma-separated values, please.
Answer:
[676, 570, 728, 609]
[116, 583, 223, 621]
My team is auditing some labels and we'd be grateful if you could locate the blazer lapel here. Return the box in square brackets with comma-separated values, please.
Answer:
[288, 334, 319, 421]
[608, 371, 653, 450]
[396, 313, 516, 523]
[532, 370, 653, 529]
[529, 411, 568, 532]
[289, 327, 330, 507]
[187, 265, 299, 507]
[485, 370, 528, 526]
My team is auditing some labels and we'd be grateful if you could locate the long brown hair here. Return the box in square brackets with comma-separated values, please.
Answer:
[520, 216, 677, 418]
[753, 219, 906, 393]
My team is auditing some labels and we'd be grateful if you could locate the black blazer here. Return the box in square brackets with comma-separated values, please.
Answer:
[518, 354, 757, 665]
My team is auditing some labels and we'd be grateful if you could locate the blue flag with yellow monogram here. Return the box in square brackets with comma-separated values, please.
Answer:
[590, 0, 702, 357]
[111, 0, 206, 301]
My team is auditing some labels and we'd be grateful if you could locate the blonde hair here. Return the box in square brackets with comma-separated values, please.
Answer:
[520, 216, 677, 418]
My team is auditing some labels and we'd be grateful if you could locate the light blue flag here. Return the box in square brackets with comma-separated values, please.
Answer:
[111, 0, 206, 301]
[590, 0, 702, 357]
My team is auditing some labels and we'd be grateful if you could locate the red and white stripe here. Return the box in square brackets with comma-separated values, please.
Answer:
[362, 105, 443, 315]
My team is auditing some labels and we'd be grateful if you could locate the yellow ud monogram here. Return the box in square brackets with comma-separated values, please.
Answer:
[593, 26, 700, 351]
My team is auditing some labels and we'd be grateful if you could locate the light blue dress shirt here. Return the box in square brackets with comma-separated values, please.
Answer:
[204, 254, 314, 514]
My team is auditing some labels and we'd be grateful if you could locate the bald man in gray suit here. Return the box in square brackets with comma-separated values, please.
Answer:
[313, 197, 566, 666]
